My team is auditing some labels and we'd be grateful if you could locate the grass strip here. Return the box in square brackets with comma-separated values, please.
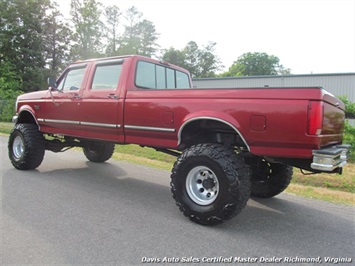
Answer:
[286, 184, 354, 206]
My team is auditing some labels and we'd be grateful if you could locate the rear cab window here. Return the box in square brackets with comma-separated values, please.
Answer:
[135, 61, 191, 89]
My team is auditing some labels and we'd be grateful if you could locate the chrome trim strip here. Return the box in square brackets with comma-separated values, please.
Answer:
[125, 125, 176, 133]
[44, 119, 80, 125]
[177, 116, 250, 151]
[80, 121, 120, 128]
[38, 118, 174, 132]
[37, 118, 120, 129]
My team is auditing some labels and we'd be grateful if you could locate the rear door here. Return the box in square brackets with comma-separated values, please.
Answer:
[79, 59, 125, 142]
[124, 60, 191, 147]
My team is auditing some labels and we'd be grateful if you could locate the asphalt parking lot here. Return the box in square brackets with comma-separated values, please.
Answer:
[1, 136, 354, 265]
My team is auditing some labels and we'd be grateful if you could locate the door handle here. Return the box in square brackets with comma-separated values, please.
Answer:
[72, 93, 80, 99]
[108, 94, 118, 99]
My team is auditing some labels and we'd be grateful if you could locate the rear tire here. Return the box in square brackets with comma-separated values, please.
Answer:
[8, 123, 45, 170]
[83, 141, 115, 162]
[245, 157, 293, 198]
[171, 143, 251, 225]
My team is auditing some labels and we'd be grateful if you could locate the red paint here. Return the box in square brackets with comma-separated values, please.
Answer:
[16, 55, 346, 160]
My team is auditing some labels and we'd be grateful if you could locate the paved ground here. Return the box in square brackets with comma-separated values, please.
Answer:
[1, 135, 354, 265]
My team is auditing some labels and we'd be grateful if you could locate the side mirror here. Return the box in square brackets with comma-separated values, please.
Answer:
[47, 77, 57, 89]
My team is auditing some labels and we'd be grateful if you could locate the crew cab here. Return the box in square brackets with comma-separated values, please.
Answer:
[8, 55, 350, 225]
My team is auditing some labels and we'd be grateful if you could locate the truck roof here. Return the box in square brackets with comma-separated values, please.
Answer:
[69, 55, 190, 74]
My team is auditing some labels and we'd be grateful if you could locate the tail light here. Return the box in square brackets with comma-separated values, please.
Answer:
[307, 101, 323, 135]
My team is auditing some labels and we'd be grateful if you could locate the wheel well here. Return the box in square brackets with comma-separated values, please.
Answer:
[17, 111, 37, 125]
[178, 119, 248, 150]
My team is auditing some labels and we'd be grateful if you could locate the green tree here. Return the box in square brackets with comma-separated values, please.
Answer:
[196, 41, 223, 78]
[135, 19, 159, 57]
[183, 41, 200, 76]
[340, 97, 355, 117]
[118, 6, 159, 57]
[118, 6, 142, 55]
[162, 41, 222, 78]
[70, 0, 103, 60]
[0, 61, 22, 121]
[0, 0, 50, 92]
[221, 52, 291, 77]
[104, 5, 121, 56]
[339, 97, 355, 162]
[162, 47, 186, 67]
[344, 120, 355, 162]
[42, 2, 72, 77]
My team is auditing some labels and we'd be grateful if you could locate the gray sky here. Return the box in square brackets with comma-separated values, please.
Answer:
[59, 0, 355, 74]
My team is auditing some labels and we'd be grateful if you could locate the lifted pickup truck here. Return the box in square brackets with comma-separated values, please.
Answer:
[9, 55, 350, 225]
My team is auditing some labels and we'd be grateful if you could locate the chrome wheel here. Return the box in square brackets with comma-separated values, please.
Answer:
[8, 123, 45, 170]
[171, 143, 251, 225]
[186, 166, 219, 205]
[12, 135, 24, 161]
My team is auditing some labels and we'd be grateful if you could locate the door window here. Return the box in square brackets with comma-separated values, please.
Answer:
[57, 67, 86, 91]
[92, 64, 123, 90]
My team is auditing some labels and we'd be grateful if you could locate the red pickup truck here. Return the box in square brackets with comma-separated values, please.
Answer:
[8, 55, 350, 225]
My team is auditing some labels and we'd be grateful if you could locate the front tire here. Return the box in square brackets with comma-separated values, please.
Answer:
[245, 157, 293, 198]
[83, 141, 115, 162]
[8, 123, 45, 170]
[171, 143, 251, 225]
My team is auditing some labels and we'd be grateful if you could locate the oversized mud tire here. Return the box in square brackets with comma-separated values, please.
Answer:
[8, 123, 45, 170]
[245, 157, 293, 198]
[83, 141, 115, 162]
[171, 143, 251, 225]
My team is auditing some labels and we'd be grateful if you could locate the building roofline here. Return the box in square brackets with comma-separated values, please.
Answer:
[193, 72, 355, 81]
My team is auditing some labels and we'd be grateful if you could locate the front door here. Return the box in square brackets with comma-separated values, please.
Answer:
[40, 64, 88, 136]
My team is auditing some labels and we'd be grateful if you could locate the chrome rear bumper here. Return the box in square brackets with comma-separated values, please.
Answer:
[311, 144, 351, 172]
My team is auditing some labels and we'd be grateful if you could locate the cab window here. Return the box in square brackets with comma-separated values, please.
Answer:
[57, 67, 86, 91]
[176, 70, 190, 88]
[92, 63, 123, 90]
[135, 61, 190, 89]
[166, 68, 175, 89]
[136, 61, 155, 89]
